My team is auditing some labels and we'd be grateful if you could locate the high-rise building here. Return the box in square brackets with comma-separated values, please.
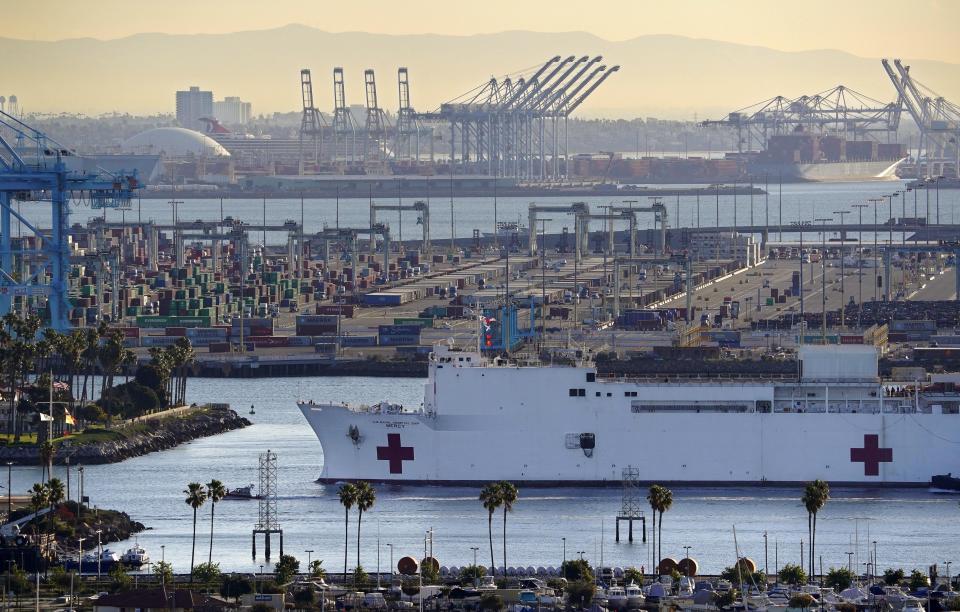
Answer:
[175, 86, 213, 131]
[213, 96, 252, 125]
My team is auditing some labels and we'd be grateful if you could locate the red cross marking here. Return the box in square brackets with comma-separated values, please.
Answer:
[377, 433, 415, 474]
[850, 434, 893, 476]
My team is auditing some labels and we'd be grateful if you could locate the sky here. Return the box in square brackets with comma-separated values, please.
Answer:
[4, 0, 959, 64]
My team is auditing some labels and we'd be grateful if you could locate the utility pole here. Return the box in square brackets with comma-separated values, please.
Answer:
[852, 204, 868, 327]
[833, 210, 849, 329]
[868, 198, 884, 301]
[790, 221, 811, 344]
[815, 217, 832, 342]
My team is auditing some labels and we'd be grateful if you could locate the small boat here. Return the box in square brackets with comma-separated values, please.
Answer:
[224, 484, 262, 500]
[605, 585, 628, 610]
[121, 542, 150, 567]
[476, 576, 497, 592]
[624, 582, 645, 608]
[930, 473, 960, 493]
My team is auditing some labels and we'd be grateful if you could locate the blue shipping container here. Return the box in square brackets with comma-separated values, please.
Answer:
[378, 334, 422, 346]
[340, 336, 379, 347]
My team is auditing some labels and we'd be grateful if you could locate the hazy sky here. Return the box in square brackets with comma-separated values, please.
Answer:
[4, 0, 958, 63]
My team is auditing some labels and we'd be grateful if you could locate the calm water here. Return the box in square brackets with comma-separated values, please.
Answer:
[13, 376, 959, 576]
[9, 180, 960, 246]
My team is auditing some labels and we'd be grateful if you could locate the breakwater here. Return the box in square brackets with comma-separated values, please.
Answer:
[0, 406, 250, 465]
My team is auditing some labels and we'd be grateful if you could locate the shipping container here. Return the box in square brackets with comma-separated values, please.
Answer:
[378, 334, 422, 346]
[378, 324, 423, 337]
[393, 317, 434, 328]
[339, 335, 379, 348]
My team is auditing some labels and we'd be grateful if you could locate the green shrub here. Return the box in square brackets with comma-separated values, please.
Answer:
[779, 563, 807, 586]
[565, 581, 595, 608]
[883, 568, 905, 585]
[459, 564, 486, 585]
[561, 559, 594, 582]
[825, 567, 855, 591]
[909, 570, 930, 591]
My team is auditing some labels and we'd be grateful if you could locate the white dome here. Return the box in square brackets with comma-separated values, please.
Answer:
[123, 127, 230, 157]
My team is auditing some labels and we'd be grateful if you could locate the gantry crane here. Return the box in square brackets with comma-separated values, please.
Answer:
[0, 111, 139, 329]
[332, 67, 358, 163]
[298, 69, 326, 168]
[364, 69, 390, 162]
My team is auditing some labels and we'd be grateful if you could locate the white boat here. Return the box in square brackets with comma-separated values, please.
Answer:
[605, 586, 628, 610]
[299, 344, 960, 485]
[476, 576, 497, 592]
[625, 582, 645, 608]
[120, 543, 150, 567]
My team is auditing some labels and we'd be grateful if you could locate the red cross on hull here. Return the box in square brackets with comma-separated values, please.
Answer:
[850, 434, 893, 476]
[377, 433, 415, 474]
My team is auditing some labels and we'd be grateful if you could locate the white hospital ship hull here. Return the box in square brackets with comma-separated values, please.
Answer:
[299, 346, 960, 486]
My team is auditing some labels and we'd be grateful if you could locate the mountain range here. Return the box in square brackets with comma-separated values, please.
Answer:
[2, 25, 959, 120]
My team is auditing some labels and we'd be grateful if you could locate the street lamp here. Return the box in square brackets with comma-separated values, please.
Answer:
[846, 552, 854, 574]
[305, 550, 314, 567]
[868, 198, 884, 300]
[562, 537, 566, 569]
[852, 204, 869, 325]
[790, 221, 812, 343]
[470, 547, 480, 586]
[834, 210, 849, 328]
[944, 561, 951, 589]
[815, 217, 833, 342]
[683, 546, 692, 576]
[96, 528, 103, 581]
[387, 543, 394, 577]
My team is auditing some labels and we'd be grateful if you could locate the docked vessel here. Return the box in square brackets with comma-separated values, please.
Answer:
[299, 344, 960, 485]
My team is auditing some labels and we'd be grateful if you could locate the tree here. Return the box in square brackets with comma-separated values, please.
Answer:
[720, 566, 767, 590]
[152, 561, 174, 586]
[275, 554, 300, 585]
[560, 559, 594, 582]
[184, 482, 207, 581]
[716, 590, 740, 609]
[883, 568, 905, 586]
[623, 567, 644, 586]
[909, 569, 930, 591]
[354, 481, 376, 580]
[497, 481, 518, 574]
[309, 560, 326, 580]
[647, 484, 673, 572]
[193, 562, 222, 589]
[479, 483, 502, 577]
[28, 482, 49, 535]
[338, 483, 358, 584]
[825, 567, 855, 591]
[801, 480, 830, 579]
[39, 442, 55, 483]
[460, 565, 487, 585]
[565, 581, 595, 609]
[47, 478, 65, 509]
[108, 564, 133, 592]
[220, 574, 254, 603]
[206, 479, 227, 565]
[779, 563, 808, 586]
[352, 565, 369, 589]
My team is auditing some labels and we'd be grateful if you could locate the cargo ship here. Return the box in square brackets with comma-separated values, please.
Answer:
[299, 344, 960, 486]
[744, 133, 906, 182]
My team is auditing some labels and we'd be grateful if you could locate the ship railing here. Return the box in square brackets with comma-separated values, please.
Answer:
[596, 372, 796, 383]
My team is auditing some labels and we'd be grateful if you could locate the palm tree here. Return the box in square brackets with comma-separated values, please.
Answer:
[338, 483, 358, 583]
[206, 479, 227, 565]
[497, 481, 518, 573]
[354, 482, 376, 579]
[39, 441, 55, 484]
[647, 485, 673, 573]
[184, 482, 207, 581]
[47, 478, 65, 510]
[802, 480, 830, 578]
[29, 482, 49, 535]
[479, 483, 502, 577]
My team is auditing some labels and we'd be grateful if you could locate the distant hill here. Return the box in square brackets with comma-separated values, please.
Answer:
[2, 25, 959, 119]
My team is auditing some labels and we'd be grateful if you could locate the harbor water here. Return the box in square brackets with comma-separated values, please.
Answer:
[12, 375, 960, 576]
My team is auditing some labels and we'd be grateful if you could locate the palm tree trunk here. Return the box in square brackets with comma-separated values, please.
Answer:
[208, 501, 216, 565]
[502, 508, 507, 575]
[356, 508, 363, 576]
[811, 513, 817, 581]
[807, 513, 812, 577]
[344, 507, 349, 584]
[488, 512, 495, 577]
[650, 512, 656, 576]
[658, 511, 663, 573]
[190, 506, 198, 582]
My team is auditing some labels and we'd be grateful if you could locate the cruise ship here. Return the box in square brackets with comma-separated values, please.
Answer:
[298, 344, 960, 486]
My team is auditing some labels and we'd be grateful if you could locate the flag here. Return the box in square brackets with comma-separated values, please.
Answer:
[38, 413, 54, 422]
[64, 409, 76, 426]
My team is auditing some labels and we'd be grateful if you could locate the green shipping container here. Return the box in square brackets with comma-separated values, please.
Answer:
[393, 317, 434, 328]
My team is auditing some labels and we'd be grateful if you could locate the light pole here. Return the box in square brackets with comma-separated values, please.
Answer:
[945, 561, 952, 589]
[387, 544, 394, 577]
[852, 204, 868, 324]
[834, 210, 849, 328]
[868, 198, 883, 300]
[562, 537, 566, 570]
[72, 536, 85, 607]
[846, 552, 854, 574]
[789, 221, 811, 343]
[578, 551, 585, 561]
[763, 531, 769, 578]
[96, 528, 103, 581]
[683, 546, 692, 576]
[305, 549, 314, 568]
[815, 217, 832, 341]
[6, 462, 11, 516]
[470, 547, 480, 586]
[872, 541, 877, 576]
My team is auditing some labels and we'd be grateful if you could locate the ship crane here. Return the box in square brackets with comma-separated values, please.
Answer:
[332, 67, 359, 163]
[0, 111, 139, 329]
[883, 58, 960, 178]
[364, 69, 391, 163]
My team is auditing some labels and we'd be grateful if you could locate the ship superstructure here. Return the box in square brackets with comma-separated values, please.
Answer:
[299, 344, 960, 486]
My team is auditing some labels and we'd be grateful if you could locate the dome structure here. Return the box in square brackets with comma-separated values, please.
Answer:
[122, 127, 230, 158]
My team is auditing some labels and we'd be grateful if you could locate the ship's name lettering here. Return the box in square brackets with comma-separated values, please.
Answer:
[375, 421, 408, 428]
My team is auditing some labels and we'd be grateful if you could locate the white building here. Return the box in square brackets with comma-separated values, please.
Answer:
[175, 86, 213, 131]
[214, 96, 252, 125]
[688, 231, 761, 266]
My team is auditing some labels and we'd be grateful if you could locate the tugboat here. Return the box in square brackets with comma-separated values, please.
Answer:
[224, 484, 262, 500]
[121, 541, 150, 568]
[930, 473, 960, 493]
